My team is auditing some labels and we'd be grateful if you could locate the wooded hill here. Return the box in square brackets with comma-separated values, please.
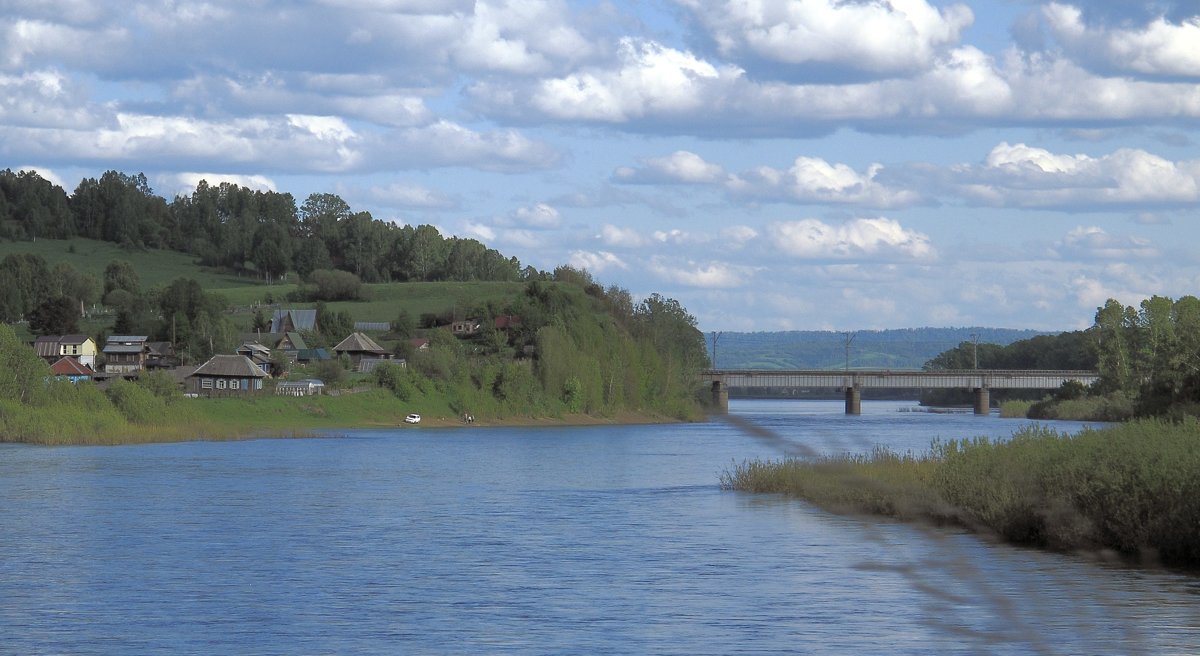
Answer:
[0, 168, 711, 428]
[711, 327, 1049, 371]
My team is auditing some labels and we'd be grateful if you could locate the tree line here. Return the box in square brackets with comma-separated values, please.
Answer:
[923, 295, 1200, 418]
[0, 169, 522, 284]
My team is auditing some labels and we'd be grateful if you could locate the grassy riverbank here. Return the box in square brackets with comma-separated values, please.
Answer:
[722, 418, 1200, 567]
[0, 385, 690, 446]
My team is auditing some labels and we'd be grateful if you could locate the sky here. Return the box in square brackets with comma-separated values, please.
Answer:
[2, 0, 1199, 333]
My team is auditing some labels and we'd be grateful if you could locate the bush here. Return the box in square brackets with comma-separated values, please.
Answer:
[106, 379, 168, 424]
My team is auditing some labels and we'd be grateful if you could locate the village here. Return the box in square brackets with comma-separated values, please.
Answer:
[28, 308, 520, 399]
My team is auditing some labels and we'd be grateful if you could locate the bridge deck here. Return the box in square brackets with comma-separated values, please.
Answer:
[701, 369, 1099, 390]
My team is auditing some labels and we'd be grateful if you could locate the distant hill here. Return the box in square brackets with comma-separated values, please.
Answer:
[708, 328, 1051, 370]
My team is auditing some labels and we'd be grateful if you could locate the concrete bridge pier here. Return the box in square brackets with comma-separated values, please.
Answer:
[710, 380, 729, 414]
[845, 387, 861, 415]
[973, 387, 990, 415]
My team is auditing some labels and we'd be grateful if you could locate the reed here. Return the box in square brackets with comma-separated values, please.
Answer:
[723, 418, 1200, 567]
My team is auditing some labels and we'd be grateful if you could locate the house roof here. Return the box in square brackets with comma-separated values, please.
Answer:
[33, 336, 61, 358]
[271, 309, 317, 333]
[103, 344, 147, 354]
[410, 337, 430, 349]
[333, 332, 387, 355]
[296, 348, 330, 361]
[354, 321, 390, 332]
[238, 342, 270, 356]
[60, 334, 93, 346]
[282, 331, 308, 350]
[51, 356, 94, 376]
[190, 354, 268, 378]
[107, 335, 148, 343]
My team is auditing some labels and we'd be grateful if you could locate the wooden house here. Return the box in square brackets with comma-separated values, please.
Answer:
[187, 354, 267, 396]
[236, 342, 273, 375]
[332, 332, 390, 372]
[103, 335, 150, 374]
[270, 309, 318, 334]
[33, 335, 98, 369]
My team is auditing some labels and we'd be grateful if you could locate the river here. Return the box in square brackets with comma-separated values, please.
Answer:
[1, 399, 1198, 655]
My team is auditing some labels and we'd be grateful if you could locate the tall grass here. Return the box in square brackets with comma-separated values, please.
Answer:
[723, 418, 1200, 567]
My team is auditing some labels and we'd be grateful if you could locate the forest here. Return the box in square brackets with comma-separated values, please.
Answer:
[0, 168, 522, 285]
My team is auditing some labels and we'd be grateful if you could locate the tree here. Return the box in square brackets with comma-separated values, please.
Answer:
[0, 323, 49, 405]
[29, 297, 80, 336]
[103, 259, 140, 297]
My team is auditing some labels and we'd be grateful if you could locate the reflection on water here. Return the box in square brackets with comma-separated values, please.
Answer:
[0, 400, 1195, 654]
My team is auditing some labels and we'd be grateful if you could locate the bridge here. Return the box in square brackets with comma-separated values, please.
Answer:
[700, 369, 1101, 415]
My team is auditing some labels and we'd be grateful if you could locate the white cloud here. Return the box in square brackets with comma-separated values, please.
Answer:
[1042, 3, 1200, 78]
[675, 0, 974, 76]
[613, 150, 726, 184]
[649, 258, 746, 288]
[720, 225, 759, 243]
[367, 182, 458, 209]
[450, 0, 592, 75]
[767, 217, 935, 260]
[163, 172, 276, 198]
[960, 142, 1200, 207]
[1055, 225, 1158, 260]
[569, 250, 626, 272]
[510, 202, 562, 229]
[728, 156, 920, 208]
[598, 224, 645, 247]
[525, 38, 730, 122]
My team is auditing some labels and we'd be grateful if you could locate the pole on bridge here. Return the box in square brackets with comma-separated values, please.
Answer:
[845, 387, 861, 415]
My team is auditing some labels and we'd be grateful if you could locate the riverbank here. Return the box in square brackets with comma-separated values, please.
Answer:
[722, 417, 1200, 569]
[0, 387, 695, 446]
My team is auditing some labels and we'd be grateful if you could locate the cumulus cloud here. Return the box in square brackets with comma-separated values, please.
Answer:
[958, 142, 1200, 207]
[163, 172, 277, 197]
[569, 250, 626, 273]
[519, 38, 732, 122]
[649, 258, 746, 288]
[675, 0, 973, 77]
[767, 217, 935, 260]
[1041, 3, 1200, 78]
[449, 0, 593, 75]
[367, 182, 459, 210]
[510, 202, 562, 229]
[613, 150, 726, 184]
[728, 156, 920, 208]
[1055, 225, 1158, 260]
[598, 224, 645, 248]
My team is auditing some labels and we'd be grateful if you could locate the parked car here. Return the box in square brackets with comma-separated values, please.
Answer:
[404, 413, 421, 424]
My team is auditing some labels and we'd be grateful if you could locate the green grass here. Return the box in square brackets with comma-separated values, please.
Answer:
[2, 237, 531, 337]
[0, 237, 252, 289]
[722, 418, 1200, 567]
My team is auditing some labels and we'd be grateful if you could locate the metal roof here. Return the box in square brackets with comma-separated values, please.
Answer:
[190, 354, 268, 378]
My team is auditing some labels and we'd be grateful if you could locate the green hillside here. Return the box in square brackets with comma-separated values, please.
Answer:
[711, 327, 1051, 370]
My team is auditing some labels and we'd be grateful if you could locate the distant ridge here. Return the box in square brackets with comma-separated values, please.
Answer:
[708, 327, 1050, 370]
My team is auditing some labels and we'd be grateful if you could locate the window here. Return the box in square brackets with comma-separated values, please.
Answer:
[201, 379, 213, 389]
[217, 379, 226, 390]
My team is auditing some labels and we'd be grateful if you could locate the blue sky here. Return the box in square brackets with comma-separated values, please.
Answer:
[3, 0, 1199, 332]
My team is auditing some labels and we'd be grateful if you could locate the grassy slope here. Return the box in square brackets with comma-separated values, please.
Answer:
[3, 237, 526, 336]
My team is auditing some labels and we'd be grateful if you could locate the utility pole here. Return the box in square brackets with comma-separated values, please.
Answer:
[842, 331, 855, 371]
[710, 331, 722, 369]
[970, 333, 979, 370]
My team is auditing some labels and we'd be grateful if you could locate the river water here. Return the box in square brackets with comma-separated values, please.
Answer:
[1, 399, 1198, 655]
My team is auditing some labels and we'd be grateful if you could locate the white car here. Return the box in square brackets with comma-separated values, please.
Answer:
[404, 413, 421, 424]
